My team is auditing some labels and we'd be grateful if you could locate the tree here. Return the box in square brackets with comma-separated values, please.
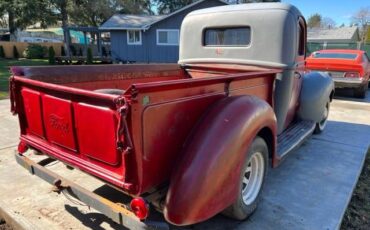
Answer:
[155, 0, 194, 14]
[67, 0, 116, 27]
[66, 0, 152, 27]
[117, 0, 154, 14]
[0, 0, 57, 41]
[12, 45, 18, 59]
[48, 46, 56, 64]
[86, 47, 93, 64]
[351, 7, 370, 42]
[307, 13, 322, 29]
[321, 17, 336, 29]
[351, 7, 370, 29]
[51, 0, 70, 55]
[0, 45, 4, 58]
[61, 46, 66, 56]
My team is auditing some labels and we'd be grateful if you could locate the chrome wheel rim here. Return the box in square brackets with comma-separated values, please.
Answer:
[242, 152, 265, 205]
[319, 103, 329, 130]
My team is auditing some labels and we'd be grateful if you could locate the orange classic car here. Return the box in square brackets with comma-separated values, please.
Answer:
[306, 49, 370, 98]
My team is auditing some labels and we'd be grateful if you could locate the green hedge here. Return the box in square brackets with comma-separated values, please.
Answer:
[23, 44, 47, 59]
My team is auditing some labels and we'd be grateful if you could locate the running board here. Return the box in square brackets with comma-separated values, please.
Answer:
[277, 120, 315, 160]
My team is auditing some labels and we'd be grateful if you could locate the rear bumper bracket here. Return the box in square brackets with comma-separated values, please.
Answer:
[15, 153, 168, 230]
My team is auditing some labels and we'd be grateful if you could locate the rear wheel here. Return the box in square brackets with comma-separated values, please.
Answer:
[354, 84, 368, 99]
[314, 101, 330, 134]
[222, 137, 268, 220]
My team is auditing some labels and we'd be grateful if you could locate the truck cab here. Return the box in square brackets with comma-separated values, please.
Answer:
[179, 3, 329, 134]
[10, 3, 334, 228]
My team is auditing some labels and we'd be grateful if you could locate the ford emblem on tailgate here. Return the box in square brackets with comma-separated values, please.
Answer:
[49, 114, 69, 136]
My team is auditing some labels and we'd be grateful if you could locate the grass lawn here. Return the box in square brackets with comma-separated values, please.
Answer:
[341, 147, 370, 230]
[0, 59, 49, 100]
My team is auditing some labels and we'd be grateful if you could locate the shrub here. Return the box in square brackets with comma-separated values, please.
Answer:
[70, 45, 76, 56]
[48, 46, 55, 64]
[61, 46, 66, 56]
[86, 47, 93, 64]
[23, 44, 47, 59]
[13, 45, 19, 59]
[78, 47, 83, 56]
[102, 46, 107, 57]
[0, 45, 5, 58]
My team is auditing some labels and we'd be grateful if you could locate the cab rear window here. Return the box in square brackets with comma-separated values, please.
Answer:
[204, 27, 251, 46]
[312, 52, 358, 59]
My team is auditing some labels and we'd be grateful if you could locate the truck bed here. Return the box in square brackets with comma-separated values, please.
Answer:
[10, 64, 279, 195]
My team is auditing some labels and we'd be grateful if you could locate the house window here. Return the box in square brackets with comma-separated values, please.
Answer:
[157, 29, 179, 46]
[127, 30, 142, 45]
[204, 27, 251, 46]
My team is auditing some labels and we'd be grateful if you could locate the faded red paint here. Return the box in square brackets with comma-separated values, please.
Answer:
[164, 96, 277, 225]
[10, 64, 280, 224]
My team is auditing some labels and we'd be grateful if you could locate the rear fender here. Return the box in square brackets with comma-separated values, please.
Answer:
[164, 96, 277, 226]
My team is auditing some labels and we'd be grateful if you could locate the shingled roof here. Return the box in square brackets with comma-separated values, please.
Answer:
[99, 0, 228, 30]
[308, 27, 360, 42]
[100, 15, 166, 30]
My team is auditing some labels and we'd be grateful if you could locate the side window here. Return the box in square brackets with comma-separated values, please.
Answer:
[298, 20, 305, 56]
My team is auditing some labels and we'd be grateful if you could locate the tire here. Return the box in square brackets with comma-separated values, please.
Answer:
[353, 84, 368, 99]
[222, 136, 268, 220]
[314, 101, 330, 134]
[94, 89, 125, 95]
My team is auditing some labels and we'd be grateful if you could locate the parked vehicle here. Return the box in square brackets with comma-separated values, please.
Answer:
[306, 49, 370, 98]
[10, 3, 334, 228]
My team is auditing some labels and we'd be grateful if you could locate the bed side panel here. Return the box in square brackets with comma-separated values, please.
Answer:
[21, 88, 44, 137]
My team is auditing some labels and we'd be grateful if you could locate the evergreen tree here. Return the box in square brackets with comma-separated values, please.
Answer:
[0, 45, 5, 58]
[13, 45, 19, 59]
[86, 47, 93, 64]
[61, 46, 66, 56]
[48, 46, 56, 64]
[307, 13, 322, 29]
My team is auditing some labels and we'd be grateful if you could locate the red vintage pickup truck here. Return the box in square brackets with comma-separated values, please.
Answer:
[10, 3, 334, 228]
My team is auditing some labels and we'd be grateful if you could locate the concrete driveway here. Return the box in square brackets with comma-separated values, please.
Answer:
[0, 89, 369, 230]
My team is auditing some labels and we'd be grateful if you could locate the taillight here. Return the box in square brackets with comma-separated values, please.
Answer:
[344, 72, 360, 78]
[18, 141, 28, 154]
[130, 197, 149, 220]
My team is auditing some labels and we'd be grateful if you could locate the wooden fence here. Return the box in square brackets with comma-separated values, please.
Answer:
[0, 41, 64, 58]
[0, 42, 110, 59]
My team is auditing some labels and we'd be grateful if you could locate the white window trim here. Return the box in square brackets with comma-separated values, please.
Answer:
[127, 30, 142, 45]
[156, 29, 179, 46]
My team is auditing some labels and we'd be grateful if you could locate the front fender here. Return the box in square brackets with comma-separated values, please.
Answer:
[298, 72, 334, 122]
[164, 96, 277, 226]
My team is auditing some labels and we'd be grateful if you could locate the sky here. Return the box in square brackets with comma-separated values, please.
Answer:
[282, 0, 370, 26]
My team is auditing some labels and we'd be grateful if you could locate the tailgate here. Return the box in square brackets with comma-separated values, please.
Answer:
[10, 76, 132, 191]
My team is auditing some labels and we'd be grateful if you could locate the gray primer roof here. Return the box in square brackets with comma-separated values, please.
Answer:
[100, 14, 165, 30]
[187, 2, 302, 16]
[179, 3, 303, 68]
[307, 27, 360, 42]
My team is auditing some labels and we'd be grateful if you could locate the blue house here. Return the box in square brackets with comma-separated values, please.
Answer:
[100, 0, 227, 63]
